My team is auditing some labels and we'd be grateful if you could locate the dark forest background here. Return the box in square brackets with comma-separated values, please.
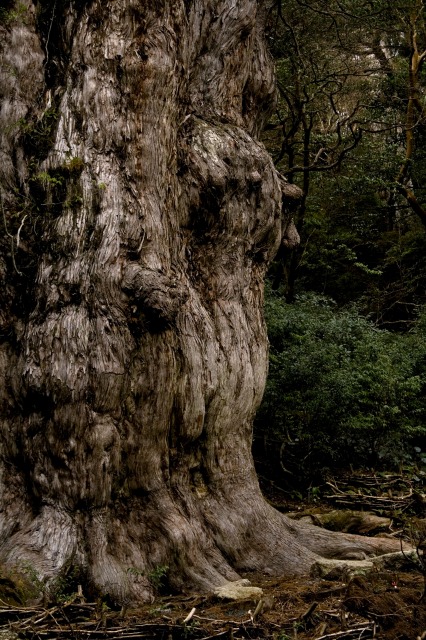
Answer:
[255, 0, 426, 490]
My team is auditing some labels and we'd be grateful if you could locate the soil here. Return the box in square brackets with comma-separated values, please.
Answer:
[123, 569, 425, 640]
[2, 569, 423, 640]
[1, 539, 425, 640]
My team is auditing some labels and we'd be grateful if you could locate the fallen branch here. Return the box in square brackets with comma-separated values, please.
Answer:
[316, 623, 375, 640]
[325, 491, 415, 513]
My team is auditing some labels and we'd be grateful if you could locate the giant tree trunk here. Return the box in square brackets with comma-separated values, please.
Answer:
[0, 0, 400, 603]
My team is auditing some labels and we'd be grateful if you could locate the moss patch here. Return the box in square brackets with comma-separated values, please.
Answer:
[0, 563, 43, 606]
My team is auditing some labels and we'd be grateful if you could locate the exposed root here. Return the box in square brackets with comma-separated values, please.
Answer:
[289, 515, 406, 560]
[0, 471, 410, 606]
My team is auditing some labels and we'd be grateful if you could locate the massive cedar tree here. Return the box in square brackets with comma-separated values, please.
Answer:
[0, 0, 398, 601]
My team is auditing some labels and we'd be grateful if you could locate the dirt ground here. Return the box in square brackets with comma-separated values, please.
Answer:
[2, 558, 424, 640]
[128, 568, 425, 640]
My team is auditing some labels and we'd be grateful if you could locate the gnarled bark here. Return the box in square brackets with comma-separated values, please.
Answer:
[0, 0, 400, 603]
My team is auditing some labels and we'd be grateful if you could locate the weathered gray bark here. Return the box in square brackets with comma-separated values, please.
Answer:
[0, 0, 400, 603]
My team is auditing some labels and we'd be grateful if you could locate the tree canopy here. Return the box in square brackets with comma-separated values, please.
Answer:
[264, 0, 426, 324]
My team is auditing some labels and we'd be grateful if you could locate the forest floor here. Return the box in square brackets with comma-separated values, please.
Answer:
[1, 472, 425, 640]
[1, 568, 423, 640]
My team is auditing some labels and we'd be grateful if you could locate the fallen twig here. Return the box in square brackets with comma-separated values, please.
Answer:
[183, 606, 196, 624]
[315, 623, 375, 640]
[300, 601, 318, 623]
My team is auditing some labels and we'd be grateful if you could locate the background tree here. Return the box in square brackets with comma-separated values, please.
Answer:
[266, 0, 426, 327]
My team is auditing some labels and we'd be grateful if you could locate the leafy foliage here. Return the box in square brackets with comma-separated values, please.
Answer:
[256, 0, 426, 490]
[255, 288, 426, 485]
[0, 2, 28, 26]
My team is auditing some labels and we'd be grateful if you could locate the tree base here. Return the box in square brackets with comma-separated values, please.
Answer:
[0, 471, 403, 604]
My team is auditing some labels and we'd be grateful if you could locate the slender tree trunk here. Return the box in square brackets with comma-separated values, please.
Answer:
[0, 0, 400, 603]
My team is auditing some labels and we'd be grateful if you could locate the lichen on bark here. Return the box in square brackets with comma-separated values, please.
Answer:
[0, 0, 401, 603]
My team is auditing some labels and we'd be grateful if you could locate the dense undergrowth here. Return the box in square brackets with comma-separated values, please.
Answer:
[254, 287, 426, 490]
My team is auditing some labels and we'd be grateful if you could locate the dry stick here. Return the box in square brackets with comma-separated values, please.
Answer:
[24, 605, 64, 628]
[0, 601, 39, 612]
[197, 632, 229, 640]
[18, 597, 78, 631]
[193, 614, 252, 625]
[326, 481, 346, 495]
[315, 626, 374, 640]
[183, 606, 196, 624]
[57, 603, 76, 638]
[27, 626, 177, 637]
[326, 491, 415, 502]
[250, 598, 264, 622]
[116, 631, 170, 640]
[300, 601, 318, 623]
[325, 492, 416, 512]
[44, 609, 63, 632]
[27, 633, 160, 639]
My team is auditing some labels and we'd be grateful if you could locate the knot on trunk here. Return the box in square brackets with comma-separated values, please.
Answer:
[278, 176, 301, 251]
[279, 177, 303, 213]
[122, 265, 189, 326]
[282, 219, 300, 250]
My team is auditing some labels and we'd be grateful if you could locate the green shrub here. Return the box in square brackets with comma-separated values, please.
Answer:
[255, 288, 426, 486]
